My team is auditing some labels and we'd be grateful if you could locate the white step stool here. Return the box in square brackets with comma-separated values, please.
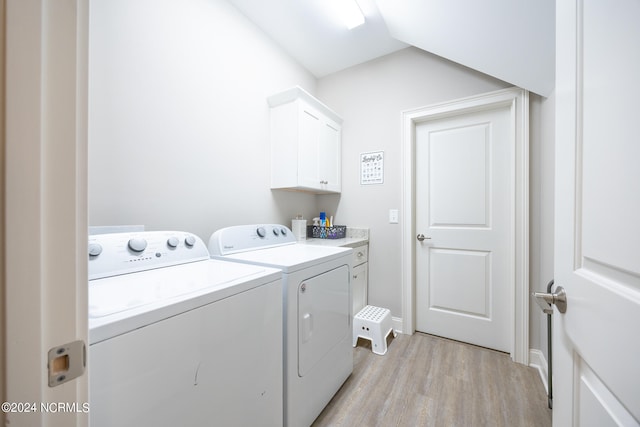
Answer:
[353, 305, 396, 355]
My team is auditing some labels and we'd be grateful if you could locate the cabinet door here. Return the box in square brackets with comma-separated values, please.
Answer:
[269, 87, 342, 194]
[298, 104, 321, 190]
[319, 119, 341, 192]
[352, 263, 367, 316]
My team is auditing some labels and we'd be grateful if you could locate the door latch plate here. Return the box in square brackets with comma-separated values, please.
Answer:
[47, 340, 86, 387]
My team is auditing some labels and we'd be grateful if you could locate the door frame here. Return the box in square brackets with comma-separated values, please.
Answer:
[3, 1, 89, 426]
[400, 87, 529, 364]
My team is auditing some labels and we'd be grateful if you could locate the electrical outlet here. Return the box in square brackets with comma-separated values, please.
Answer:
[389, 209, 399, 224]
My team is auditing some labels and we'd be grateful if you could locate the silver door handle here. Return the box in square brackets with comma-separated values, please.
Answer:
[533, 286, 567, 314]
[416, 234, 431, 242]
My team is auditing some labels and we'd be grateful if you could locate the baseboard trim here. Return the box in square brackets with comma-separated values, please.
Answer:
[529, 349, 549, 394]
[392, 317, 403, 335]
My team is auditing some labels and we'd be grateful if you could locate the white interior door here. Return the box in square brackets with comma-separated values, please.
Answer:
[415, 104, 513, 353]
[554, 0, 640, 425]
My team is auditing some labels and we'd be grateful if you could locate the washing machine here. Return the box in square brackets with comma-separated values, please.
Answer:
[208, 224, 353, 427]
[88, 230, 283, 427]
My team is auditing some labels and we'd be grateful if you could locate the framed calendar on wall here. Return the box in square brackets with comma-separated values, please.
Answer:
[360, 151, 384, 185]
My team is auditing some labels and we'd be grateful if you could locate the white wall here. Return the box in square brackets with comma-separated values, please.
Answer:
[317, 47, 555, 355]
[88, 0, 319, 241]
[317, 47, 510, 317]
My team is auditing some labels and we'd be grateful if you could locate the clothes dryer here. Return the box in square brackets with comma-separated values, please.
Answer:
[209, 224, 353, 427]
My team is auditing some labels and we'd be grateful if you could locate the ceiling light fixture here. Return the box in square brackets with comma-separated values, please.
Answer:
[328, 0, 365, 30]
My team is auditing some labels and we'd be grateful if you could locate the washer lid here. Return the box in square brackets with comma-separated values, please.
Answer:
[217, 243, 351, 273]
[88, 259, 281, 344]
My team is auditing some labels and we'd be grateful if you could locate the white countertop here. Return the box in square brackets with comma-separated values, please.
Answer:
[300, 236, 367, 249]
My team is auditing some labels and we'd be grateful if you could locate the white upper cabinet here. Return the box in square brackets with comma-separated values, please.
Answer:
[268, 87, 342, 194]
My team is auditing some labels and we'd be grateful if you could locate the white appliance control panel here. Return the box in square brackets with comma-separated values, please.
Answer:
[209, 224, 296, 256]
[89, 231, 209, 280]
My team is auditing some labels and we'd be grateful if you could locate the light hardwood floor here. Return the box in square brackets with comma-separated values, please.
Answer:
[313, 333, 551, 427]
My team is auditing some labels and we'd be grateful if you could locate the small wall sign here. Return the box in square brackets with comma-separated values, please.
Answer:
[360, 151, 384, 185]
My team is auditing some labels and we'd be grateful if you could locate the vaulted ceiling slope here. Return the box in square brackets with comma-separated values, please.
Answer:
[227, 0, 554, 97]
[376, 0, 555, 97]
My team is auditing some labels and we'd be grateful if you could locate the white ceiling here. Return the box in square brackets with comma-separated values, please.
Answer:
[226, 0, 408, 77]
[227, 0, 554, 96]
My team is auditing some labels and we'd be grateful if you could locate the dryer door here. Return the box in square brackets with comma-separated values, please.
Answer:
[298, 265, 350, 377]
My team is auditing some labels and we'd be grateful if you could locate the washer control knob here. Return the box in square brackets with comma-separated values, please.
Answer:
[184, 235, 196, 247]
[280, 228, 287, 236]
[273, 228, 280, 236]
[256, 227, 266, 238]
[128, 238, 147, 252]
[167, 237, 179, 248]
[88, 243, 103, 257]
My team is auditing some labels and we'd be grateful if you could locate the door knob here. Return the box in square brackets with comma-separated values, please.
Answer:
[533, 286, 567, 314]
[416, 234, 431, 242]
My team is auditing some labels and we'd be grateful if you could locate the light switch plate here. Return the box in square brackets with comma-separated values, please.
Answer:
[389, 209, 399, 224]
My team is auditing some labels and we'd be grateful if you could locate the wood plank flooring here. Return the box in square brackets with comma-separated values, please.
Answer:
[313, 333, 551, 427]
